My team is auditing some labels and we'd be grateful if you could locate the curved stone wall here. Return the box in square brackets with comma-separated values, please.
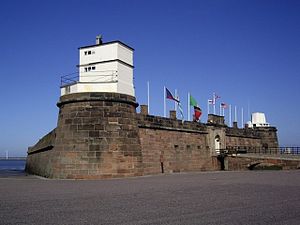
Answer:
[27, 92, 143, 179]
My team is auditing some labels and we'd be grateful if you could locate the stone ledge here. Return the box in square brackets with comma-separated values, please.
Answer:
[232, 154, 300, 161]
[226, 133, 260, 139]
[57, 92, 138, 108]
[27, 129, 56, 154]
[138, 124, 208, 134]
[27, 145, 54, 155]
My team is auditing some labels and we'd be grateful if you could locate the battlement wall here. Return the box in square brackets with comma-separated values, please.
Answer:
[225, 126, 279, 151]
[136, 113, 218, 174]
[26, 100, 280, 179]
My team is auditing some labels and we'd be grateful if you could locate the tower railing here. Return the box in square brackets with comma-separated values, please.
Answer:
[61, 72, 79, 87]
[60, 70, 118, 87]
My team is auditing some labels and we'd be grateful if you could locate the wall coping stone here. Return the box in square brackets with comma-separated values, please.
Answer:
[231, 154, 300, 161]
[138, 124, 208, 134]
[57, 92, 138, 108]
[27, 129, 56, 154]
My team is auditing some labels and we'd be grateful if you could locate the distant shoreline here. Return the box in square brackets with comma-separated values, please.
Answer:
[0, 157, 26, 161]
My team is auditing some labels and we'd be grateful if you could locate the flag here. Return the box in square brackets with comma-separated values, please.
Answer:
[190, 94, 198, 107]
[166, 88, 179, 102]
[213, 93, 221, 104]
[194, 106, 202, 121]
[176, 93, 184, 120]
[178, 102, 184, 120]
[221, 103, 228, 108]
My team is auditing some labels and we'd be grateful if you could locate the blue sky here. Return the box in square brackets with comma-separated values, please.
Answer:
[0, 0, 299, 156]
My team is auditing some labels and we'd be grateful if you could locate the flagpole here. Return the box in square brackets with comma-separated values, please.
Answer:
[174, 89, 178, 111]
[213, 93, 216, 115]
[234, 106, 237, 122]
[229, 104, 232, 126]
[247, 101, 250, 122]
[207, 100, 210, 115]
[164, 86, 166, 117]
[147, 81, 150, 114]
[219, 103, 221, 116]
[241, 107, 244, 128]
[188, 92, 190, 121]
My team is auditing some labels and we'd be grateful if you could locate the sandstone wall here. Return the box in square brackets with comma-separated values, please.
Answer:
[227, 155, 300, 170]
[26, 98, 281, 179]
[137, 114, 220, 174]
[27, 93, 144, 179]
[225, 127, 278, 152]
[26, 129, 56, 177]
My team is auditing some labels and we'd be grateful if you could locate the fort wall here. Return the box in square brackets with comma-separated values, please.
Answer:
[227, 155, 300, 170]
[27, 93, 144, 179]
[26, 93, 283, 179]
[136, 114, 217, 174]
[226, 126, 278, 152]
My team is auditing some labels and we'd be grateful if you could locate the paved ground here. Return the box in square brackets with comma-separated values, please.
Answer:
[0, 171, 300, 225]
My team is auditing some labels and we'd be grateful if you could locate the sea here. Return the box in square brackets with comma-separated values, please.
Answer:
[0, 159, 26, 176]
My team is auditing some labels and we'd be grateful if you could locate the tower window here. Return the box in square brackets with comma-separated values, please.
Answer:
[84, 67, 93, 72]
[84, 50, 93, 55]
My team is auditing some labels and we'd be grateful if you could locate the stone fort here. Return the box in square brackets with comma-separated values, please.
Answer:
[26, 37, 283, 179]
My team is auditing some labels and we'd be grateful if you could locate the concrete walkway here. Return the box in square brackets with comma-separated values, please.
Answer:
[0, 171, 300, 225]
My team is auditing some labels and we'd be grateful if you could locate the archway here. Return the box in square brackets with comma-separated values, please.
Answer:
[215, 135, 220, 154]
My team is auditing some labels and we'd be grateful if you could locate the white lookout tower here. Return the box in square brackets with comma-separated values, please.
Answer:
[247, 112, 270, 128]
[61, 35, 135, 96]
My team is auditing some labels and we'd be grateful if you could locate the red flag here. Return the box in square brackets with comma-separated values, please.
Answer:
[194, 106, 202, 121]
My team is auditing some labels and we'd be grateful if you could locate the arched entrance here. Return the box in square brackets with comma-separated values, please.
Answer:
[215, 135, 220, 154]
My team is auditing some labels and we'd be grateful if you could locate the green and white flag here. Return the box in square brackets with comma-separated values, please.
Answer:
[190, 94, 198, 107]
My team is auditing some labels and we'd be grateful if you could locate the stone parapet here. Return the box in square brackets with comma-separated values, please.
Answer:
[27, 129, 56, 155]
[137, 114, 208, 133]
[57, 92, 138, 107]
[207, 114, 225, 126]
[226, 127, 260, 138]
[140, 105, 148, 115]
